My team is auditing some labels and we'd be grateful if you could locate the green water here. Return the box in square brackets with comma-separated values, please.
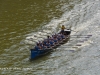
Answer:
[0, 0, 64, 53]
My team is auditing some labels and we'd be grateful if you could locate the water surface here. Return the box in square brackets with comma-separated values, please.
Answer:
[0, 0, 100, 75]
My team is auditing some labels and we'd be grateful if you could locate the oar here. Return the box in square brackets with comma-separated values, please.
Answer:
[59, 44, 81, 48]
[70, 29, 77, 32]
[71, 35, 92, 36]
[68, 25, 77, 32]
[71, 35, 92, 38]
[71, 37, 90, 38]
[60, 46, 78, 48]
[69, 39, 86, 42]
[55, 47, 76, 52]
[54, 49, 76, 52]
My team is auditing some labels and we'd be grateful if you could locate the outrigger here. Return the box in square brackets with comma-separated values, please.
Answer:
[30, 29, 71, 60]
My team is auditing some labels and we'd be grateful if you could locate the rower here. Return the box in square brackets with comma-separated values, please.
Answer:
[43, 39, 47, 45]
[53, 37, 58, 44]
[35, 43, 41, 50]
[41, 44, 47, 49]
[38, 41, 42, 46]
[57, 35, 62, 41]
[45, 41, 51, 48]
[49, 39, 55, 46]
[60, 33, 65, 39]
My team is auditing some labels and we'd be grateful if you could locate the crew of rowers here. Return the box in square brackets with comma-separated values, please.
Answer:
[34, 25, 66, 50]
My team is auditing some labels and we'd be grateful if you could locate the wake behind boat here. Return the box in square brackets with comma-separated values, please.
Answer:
[30, 29, 71, 60]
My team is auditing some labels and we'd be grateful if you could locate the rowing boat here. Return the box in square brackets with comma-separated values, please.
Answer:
[30, 29, 71, 60]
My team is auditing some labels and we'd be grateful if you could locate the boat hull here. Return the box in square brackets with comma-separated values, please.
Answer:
[30, 30, 71, 60]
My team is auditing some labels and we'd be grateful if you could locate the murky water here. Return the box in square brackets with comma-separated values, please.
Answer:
[0, 0, 100, 75]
